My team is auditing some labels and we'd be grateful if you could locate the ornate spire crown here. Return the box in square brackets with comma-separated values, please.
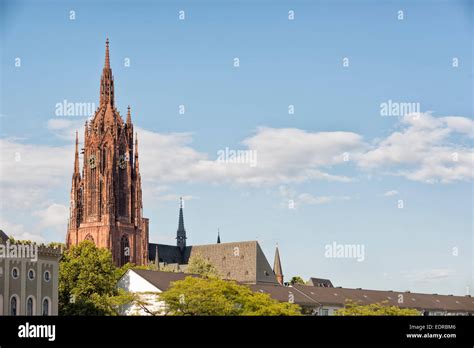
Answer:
[100, 38, 114, 106]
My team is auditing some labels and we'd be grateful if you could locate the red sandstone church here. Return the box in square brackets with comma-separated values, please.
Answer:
[66, 39, 149, 266]
[65, 40, 283, 287]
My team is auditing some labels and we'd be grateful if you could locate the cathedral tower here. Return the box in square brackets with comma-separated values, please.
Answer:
[66, 39, 149, 266]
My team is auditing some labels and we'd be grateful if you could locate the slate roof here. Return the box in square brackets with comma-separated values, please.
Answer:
[125, 270, 474, 314]
[306, 277, 334, 288]
[131, 269, 198, 291]
[149, 243, 185, 264]
[248, 283, 319, 307]
[0, 229, 9, 243]
[292, 285, 474, 313]
[148, 240, 278, 284]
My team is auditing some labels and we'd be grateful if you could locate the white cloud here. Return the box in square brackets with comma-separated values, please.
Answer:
[47, 118, 86, 141]
[383, 190, 399, 197]
[0, 138, 72, 187]
[0, 217, 45, 243]
[138, 127, 362, 186]
[297, 193, 350, 205]
[358, 113, 473, 183]
[33, 203, 69, 235]
[1, 113, 472, 242]
[279, 185, 350, 208]
[401, 268, 454, 283]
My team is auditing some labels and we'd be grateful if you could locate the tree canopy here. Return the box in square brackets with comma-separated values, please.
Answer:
[59, 241, 134, 315]
[334, 300, 421, 316]
[184, 255, 220, 278]
[158, 276, 301, 316]
[289, 276, 305, 285]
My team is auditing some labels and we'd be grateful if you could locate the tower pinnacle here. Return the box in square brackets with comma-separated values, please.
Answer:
[126, 105, 132, 125]
[73, 130, 79, 175]
[105, 37, 110, 69]
[100, 38, 114, 106]
[176, 197, 187, 251]
[273, 243, 284, 285]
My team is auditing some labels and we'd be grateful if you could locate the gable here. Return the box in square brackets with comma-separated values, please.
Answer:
[117, 269, 161, 293]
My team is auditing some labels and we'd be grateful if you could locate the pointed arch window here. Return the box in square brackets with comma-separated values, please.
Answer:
[26, 296, 35, 315]
[120, 234, 130, 266]
[85, 234, 95, 245]
[10, 295, 18, 316]
[42, 298, 50, 316]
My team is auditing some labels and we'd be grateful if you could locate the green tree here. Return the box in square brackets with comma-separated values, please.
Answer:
[334, 300, 421, 316]
[59, 241, 134, 315]
[184, 255, 220, 278]
[158, 276, 301, 316]
[289, 276, 305, 285]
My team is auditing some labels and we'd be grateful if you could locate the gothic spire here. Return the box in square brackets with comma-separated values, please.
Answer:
[126, 105, 132, 125]
[217, 228, 221, 244]
[105, 37, 110, 69]
[73, 130, 80, 176]
[134, 132, 140, 170]
[176, 197, 187, 251]
[273, 243, 284, 285]
[100, 38, 114, 106]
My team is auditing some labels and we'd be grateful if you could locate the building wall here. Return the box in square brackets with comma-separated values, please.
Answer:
[117, 270, 165, 316]
[0, 248, 60, 316]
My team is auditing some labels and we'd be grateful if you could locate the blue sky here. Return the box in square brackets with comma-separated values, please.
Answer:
[0, 0, 472, 295]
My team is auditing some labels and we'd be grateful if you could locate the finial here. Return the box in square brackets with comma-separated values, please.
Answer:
[180, 196, 183, 209]
[105, 37, 110, 69]
[126, 105, 132, 124]
[74, 130, 80, 174]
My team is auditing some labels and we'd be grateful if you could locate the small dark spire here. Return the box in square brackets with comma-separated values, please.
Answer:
[273, 243, 284, 285]
[176, 197, 187, 251]
[217, 228, 221, 244]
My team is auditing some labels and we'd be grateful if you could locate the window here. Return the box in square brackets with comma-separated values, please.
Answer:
[321, 309, 329, 316]
[84, 234, 95, 245]
[120, 235, 130, 266]
[44, 270, 51, 282]
[10, 295, 18, 316]
[42, 298, 50, 316]
[26, 297, 35, 315]
[11, 267, 19, 279]
[28, 269, 35, 280]
[0, 266, 3, 276]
